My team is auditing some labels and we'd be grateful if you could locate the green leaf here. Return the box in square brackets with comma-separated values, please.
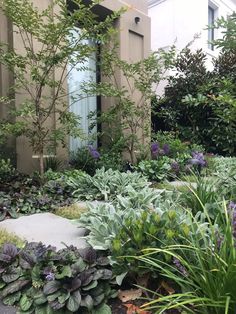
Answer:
[35, 304, 54, 314]
[55, 266, 72, 279]
[1, 279, 30, 298]
[93, 269, 112, 280]
[58, 291, 70, 304]
[31, 266, 41, 282]
[92, 304, 112, 314]
[20, 294, 33, 311]
[82, 280, 98, 291]
[115, 272, 127, 286]
[2, 268, 21, 283]
[47, 291, 61, 302]
[34, 292, 48, 306]
[0, 281, 6, 289]
[43, 281, 60, 295]
[71, 258, 86, 273]
[66, 290, 81, 312]
[93, 293, 105, 306]
[81, 295, 94, 310]
[3, 291, 21, 306]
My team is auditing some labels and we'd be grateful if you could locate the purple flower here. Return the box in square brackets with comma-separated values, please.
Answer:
[163, 143, 170, 155]
[229, 201, 236, 210]
[88, 145, 100, 159]
[45, 272, 55, 281]
[188, 152, 206, 168]
[43, 268, 55, 281]
[171, 161, 180, 174]
[228, 202, 236, 244]
[173, 257, 188, 277]
[215, 231, 224, 249]
[232, 210, 236, 239]
[151, 143, 159, 158]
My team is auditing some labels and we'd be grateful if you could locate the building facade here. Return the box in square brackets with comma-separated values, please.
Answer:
[0, 0, 150, 173]
[148, 0, 236, 69]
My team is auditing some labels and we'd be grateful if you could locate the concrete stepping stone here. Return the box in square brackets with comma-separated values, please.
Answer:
[0, 301, 16, 314]
[0, 213, 88, 249]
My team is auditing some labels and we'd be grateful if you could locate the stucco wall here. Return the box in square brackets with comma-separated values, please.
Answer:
[149, 0, 236, 60]
[148, 0, 236, 94]
[0, 10, 16, 161]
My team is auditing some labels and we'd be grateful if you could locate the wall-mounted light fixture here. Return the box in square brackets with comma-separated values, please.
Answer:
[135, 16, 140, 24]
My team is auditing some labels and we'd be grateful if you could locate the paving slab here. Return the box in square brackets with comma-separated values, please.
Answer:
[0, 301, 16, 314]
[0, 213, 88, 249]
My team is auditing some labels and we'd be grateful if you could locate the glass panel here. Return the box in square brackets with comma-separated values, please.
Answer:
[67, 29, 97, 152]
[208, 6, 215, 50]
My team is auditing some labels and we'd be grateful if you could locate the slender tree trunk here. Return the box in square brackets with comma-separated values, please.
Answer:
[39, 151, 44, 176]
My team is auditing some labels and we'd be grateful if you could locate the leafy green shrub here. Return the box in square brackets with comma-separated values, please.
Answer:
[211, 157, 236, 199]
[43, 169, 85, 182]
[116, 186, 162, 210]
[138, 203, 236, 314]
[70, 147, 124, 175]
[44, 157, 63, 172]
[77, 203, 125, 251]
[0, 243, 116, 313]
[0, 159, 16, 181]
[0, 192, 19, 220]
[210, 157, 236, 174]
[54, 203, 88, 220]
[111, 208, 190, 278]
[97, 151, 124, 172]
[136, 158, 172, 181]
[70, 147, 99, 176]
[0, 168, 82, 220]
[68, 168, 149, 201]
[135, 153, 205, 182]
[0, 229, 24, 247]
[152, 45, 236, 155]
[179, 175, 220, 218]
[152, 131, 204, 158]
[77, 189, 181, 252]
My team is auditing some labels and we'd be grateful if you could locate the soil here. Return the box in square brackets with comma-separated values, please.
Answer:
[109, 297, 181, 314]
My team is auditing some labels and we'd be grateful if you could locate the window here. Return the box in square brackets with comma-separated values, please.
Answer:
[67, 29, 98, 152]
[208, 6, 215, 50]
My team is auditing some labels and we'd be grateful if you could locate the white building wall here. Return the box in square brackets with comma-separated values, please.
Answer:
[149, 0, 236, 73]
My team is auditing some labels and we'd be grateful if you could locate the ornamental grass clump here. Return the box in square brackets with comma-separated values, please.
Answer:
[135, 202, 236, 314]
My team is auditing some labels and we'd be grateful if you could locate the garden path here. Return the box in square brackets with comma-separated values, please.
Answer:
[0, 213, 88, 249]
[0, 301, 16, 314]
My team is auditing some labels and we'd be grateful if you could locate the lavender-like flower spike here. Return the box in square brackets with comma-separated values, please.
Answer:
[215, 231, 223, 250]
[188, 151, 206, 168]
[173, 257, 188, 277]
[163, 143, 170, 155]
[232, 210, 236, 240]
[171, 161, 180, 174]
[88, 145, 100, 159]
[151, 142, 159, 158]
[228, 202, 236, 245]
[229, 201, 236, 210]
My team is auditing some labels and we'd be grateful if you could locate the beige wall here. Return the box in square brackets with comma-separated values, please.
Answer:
[0, 0, 150, 173]
[102, 0, 151, 161]
[0, 10, 16, 162]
